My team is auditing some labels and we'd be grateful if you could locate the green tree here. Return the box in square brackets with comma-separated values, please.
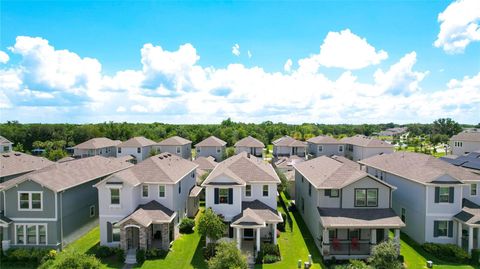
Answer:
[208, 241, 247, 269]
[275, 168, 288, 193]
[47, 149, 67, 161]
[368, 240, 402, 269]
[199, 171, 211, 184]
[198, 208, 226, 245]
[39, 250, 101, 269]
[432, 118, 462, 137]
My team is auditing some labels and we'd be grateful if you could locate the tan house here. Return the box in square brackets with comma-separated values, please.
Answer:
[272, 136, 307, 157]
[73, 137, 120, 158]
[155, 136, 192, 160]
[341, 135, 394, 161]
[234, 136, 265, 157]
[450, 132, 480, 156]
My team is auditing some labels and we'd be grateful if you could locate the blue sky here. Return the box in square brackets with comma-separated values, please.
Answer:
[1, 0, 479, 124]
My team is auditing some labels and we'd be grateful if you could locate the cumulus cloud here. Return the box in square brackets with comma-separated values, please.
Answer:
[434, 0, 480, 53]
[0, 51, 9, 64]
[247, 50, 252, 59]
[232, 44, 240, 56]
[0, 36, 479, 124]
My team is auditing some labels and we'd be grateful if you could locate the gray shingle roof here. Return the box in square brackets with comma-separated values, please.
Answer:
[1, 156, 132, 192]
[103, 153, 198, 186]
[272, 136, 306, 147]
[234, 136, 265, 148]
[157, 136, 191, 146]
[274, 155, 305, 171]
[0, 152, 54, 178]
[441, 151, 480, 173]
[454, 199, 480, 225]
[193, 156, 218, 171]
[117, 136, 157, 148]
[195, 136, 227, 147]
[317, 207, 405, 228]
[307, 135, 341, 144]
[450, 132, 480, 142]
[232, 200, 282, 226]
[73, 137, 121, 149]
[340, 135, 393, 148]
[360, 152, 480, 184]
[189, 185, 203, 197]
[0, 136, 12, 145]
[118, 200, 175, 227]
[202, 152, 280, 185]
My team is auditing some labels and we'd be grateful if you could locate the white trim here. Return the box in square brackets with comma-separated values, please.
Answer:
[10, 217, 57, 221]
[124, 224, 141, 229]
[14, 223, 48, 246]
[17, 191, 43, 211]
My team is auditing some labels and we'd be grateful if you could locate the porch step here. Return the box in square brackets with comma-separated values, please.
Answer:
[125, 249, 137, 264]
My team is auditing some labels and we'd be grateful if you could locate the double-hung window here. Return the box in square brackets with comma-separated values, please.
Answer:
[318, 145, 323, 152]
[263, 185, 269, 196]
[472, 184, 477, 196]
[338, 145, 344, 153]
[245, 185, 251, 197]
[439, 187, 450, 203]
[176, 147, 181, 154]
[219, 188, 229, 204]
[142, 185, 149, 198]
[15, 224, 47, 245]
[434, 220, 453, 237]
[137, 147, 141, 154]
[110, 189, 120, 205]
[355, 188, 378, 207]
[18, 192, 42, 210]
[118, 147, 122, 153]
[159, 185, 165, 197]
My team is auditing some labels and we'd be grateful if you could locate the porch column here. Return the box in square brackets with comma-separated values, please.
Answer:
[477, 228, 480, 249]
[322, 228, 329, 256]
[161, 223, 170, 250]
[139, 227, 147, 250]
[272, 223, 277, 245]
[256, 227, 261, 253]
[394, 229, 400, 255]
[457, 221, 463, 247]
[370, 229, 377, 245]
[468, 226, 474, 254]
[236, 227, 241, 250]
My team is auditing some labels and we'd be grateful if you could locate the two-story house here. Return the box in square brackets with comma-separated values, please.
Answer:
[0, 136, 13, 153]
[450, 132, 480, 156]
[272, 136, 307, 158]
[307, 135, 345, 158]
[155, 136, 192, 160]
[341, 135, 394, 161]
[73, 137, 120, 158]
[116, 136, 157, 163]
[234, 136, 264, 157]
[0, 156, 132, 251]
[195, 136, 227, 161]
[294, 155, 404, 260]
[273, 155, 305, 199]
[193, 156, 218, 183]
[95, 153, 198, 262]
[441, 151, 480, 175]
[201, 152, 282, 255]
[0, 152, 53, 182]
[360, 152, 480, 254]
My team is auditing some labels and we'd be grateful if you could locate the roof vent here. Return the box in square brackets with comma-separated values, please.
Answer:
[167, 153, 171, 156]
[247, 153, 251, 158]
[14, 153, 21, 156]
[159, 156, 163, 159]
[2, 154, 9, 157]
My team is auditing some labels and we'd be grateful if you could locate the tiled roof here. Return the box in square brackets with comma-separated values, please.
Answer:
[117, 136, 157, 148]
[317, 207, 405, 228]
[274, 155, 305, 170]
[195, 136, 227, 147]
[157, 136, 192, 146]
[193, 156, 218, 171]
[202, 152, 280, 185]
[0, 152, 54, 178]
[1, 156, 132, 192]
[307, 135, 341, 144]
[340, 135, 393, 148]
[450, 132, 480, 142]
[118, 201, 175, 227]
[234, 136, 265, 148]
[73, 137, 121, 149]
[232, 200, 282, 226]
[189, 185, 203, 197]
[272, 136, 306, 147]
[360, 152, 480, 184]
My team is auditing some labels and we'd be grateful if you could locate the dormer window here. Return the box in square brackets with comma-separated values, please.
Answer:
[118, 148, 122, 154]
[245, 185, 251, 197]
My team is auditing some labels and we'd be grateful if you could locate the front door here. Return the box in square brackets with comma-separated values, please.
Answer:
[244, 229, 254, 239]
[126, 227, 140, 249]
[376, 229, 385, 243]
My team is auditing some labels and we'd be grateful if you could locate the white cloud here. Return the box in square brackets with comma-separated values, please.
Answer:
[131, 105, 148, 113]
[284, 59, 293, 72]
[232, 44, 240, 56]
[299, 29, 388, 71]
[434, 0, 480, 53]
[116, 106, 126, 112]
[0, 51, 9, 64]
[247, 50, 252, 59]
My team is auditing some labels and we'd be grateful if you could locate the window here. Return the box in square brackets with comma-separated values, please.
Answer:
[318, 145, 323, 152]
[18, 192, 42, 210]
[3, 146, 9, 152]
[118, 147, 122, 153]
[308, 183, 312, 196]
[15, 224, 47, 245]
[110, 189, 120, 205]
[301, 197, 305, 213]
[454, 141, 463, 147]
[338, 145, 344, 153]
[137, 147, 141, 154]
[197, 148, 201, 153]
[176, 147, 181, 154]
[329, 229, 337, 240]
[401, 208, 406, 223]
[348, 229, 360, 240]
[301, 176, 304, 183]
[219, 188, 229, 204]
[330, 189, 339, 197]
[439, 187, 450, 203]
[263, 185, 269, 197]
[89, 205, 95, 217]
[159, 185, 165, 197]
[112, 224, 120, 242]
[355, 188, 378, 207]
[142, 185, 149, 198]
[217, 147, 221, 153]
[434, 220, 453, 237]
[472, 184, 477, 196]
[179, 182, 182, 194]
[245, 185, 251, 197]
[191, 172, 195, 178]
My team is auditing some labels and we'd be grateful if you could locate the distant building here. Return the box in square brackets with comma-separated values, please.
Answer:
[155, 136, 192, 160]
[73, 137, 120, 158]
[450, 132, 480, 156]
[195, 136, 227, 161]
[376, 127, 408, 137]
[0, 152, 53, 182]
[341, 135, 394, 161]
[272, 135, 307, 157]
[116, 136, 157, 163]
[0, 136, 13, 153]
[307, 135, 345, 158]
[234, 136, 264, 157]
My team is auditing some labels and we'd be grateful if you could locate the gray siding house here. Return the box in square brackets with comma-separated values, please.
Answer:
[272, 136, 307, 157]
[116, 136, 157, 163]
[155, 136, 192, 160]
[234, 136, 264, 157]
[95, 153, 198, 264]
[450, 132, 480, 156]
[360, 152, 480, 254]
[73, 137, 120, 158]
[0, 156, 132, 251]
[341, 135, 394, 161]
[307, 135, 345, 158]
[0, 152, 53, 182]
[0, 136, 13, 153]
[195, 136, 227, 161]
[294, 156, 404, 260]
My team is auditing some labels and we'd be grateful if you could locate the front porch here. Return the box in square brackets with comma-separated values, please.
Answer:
[454, 199, 480, 254]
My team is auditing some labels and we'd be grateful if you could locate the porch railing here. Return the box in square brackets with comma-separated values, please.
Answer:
[328, 241, 371, 256]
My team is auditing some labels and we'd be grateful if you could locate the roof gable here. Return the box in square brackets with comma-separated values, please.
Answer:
[195, 136, 227, 147]
[234, 136, 265, 148]
[157, 136, 191, 146]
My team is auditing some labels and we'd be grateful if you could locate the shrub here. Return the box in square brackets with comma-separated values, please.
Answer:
[136, 249, 146, 264]
[179, 218, 195, 234]
[263, 254, 280, 263]
[472, 249, 480, 265]
[40, 249, 57, 264]
[145, 248, 168, 259]
[207, 241, 247, 269]
[261, 243, 279, 256]
[38, 250, 101, 269]
[368, 241, 402, 269]
[422, 243, 469, 263]
[204, 243, 217, 260]
[113, 247, 125, 263]
[94, 245, 113, 258]
[347, 259, 372, 269]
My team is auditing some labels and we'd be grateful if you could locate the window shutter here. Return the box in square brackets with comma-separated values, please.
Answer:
[448, 221, 453, 237]
[228, 188, 233, 204]
[325, 189, 331, 197]
[449, 187, 454, 203]
[434, 187, 439, 203]
[107, 222, 112, 242]
[433, 221, 439, 237]
[214, 188, 219, 204]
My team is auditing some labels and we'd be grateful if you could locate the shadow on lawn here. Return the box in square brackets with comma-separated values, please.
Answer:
[291, 210, 324, 265]
[84, 242, 125, 269]
[190, 237, 208, 269]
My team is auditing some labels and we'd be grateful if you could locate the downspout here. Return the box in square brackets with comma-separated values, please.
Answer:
[60, 191, 64, 250]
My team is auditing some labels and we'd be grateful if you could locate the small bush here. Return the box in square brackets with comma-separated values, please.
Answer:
[179, 218, 195, 234]
[136, 249, 146, 264]
[40, 249, 57, 264]
[113, 247, 125, 263]
[261, 243, 280, 256]
[263, 254, 280, 263]
[422, 243, 469, 263]
[145, 248, 168, 259]
[472, 249, 480, 265]
[288, 203, 296, 212]
[4, 248, 50, 264]
[94, 245, 113, 258]
[204, 242, 217, 260]
[38, 250, 101, 269]
[347, 259, 372, 269]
